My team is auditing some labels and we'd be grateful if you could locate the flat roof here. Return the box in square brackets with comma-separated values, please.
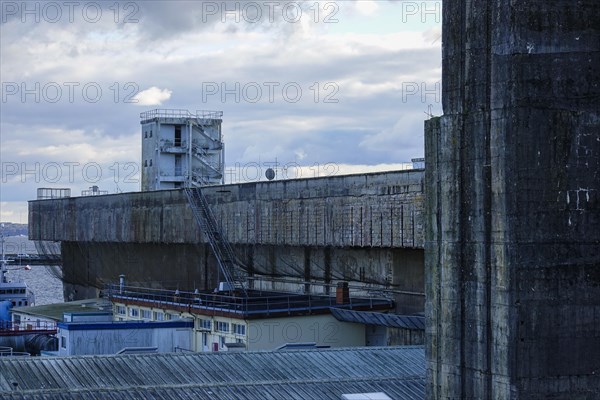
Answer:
[0, 346, 425, 399]
[11, 299, 111, 322]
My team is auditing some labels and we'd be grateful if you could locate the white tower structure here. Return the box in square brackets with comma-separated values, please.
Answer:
[140, 109, 224, 191]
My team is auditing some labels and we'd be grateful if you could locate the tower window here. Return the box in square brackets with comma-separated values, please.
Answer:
[174, 126, 182, 146]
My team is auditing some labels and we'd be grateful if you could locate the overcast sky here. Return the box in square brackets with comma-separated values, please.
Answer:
[0, 0, 441, 223]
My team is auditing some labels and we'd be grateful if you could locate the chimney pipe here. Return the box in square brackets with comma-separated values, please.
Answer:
[336, 282, 350, 305]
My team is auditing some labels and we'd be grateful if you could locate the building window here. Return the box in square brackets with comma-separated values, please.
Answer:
[144, 160, 148, 167]
[144, 131, 147, 138]
[216, 321, 229, 333]
[174, 126, 182, 146]
[164, 313, 172, 321]
[219, 336, 226, 348]
[198, 319, 211, 330]
[202, 332, 208, 347]
[232, 323, 246, 336]
[149, 130, 152, 138]
[61, 336, 66, 349]
[149, 159, 152, 167]
[116, 305, 126, 315]
[154, 311, 164, 321]
[141, 309, 152, 320]
[129, 308, 139, 318]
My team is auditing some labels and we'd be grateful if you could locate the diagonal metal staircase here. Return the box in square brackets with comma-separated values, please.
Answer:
[191, 143, 222, 176]
[184, 187, 247, 296]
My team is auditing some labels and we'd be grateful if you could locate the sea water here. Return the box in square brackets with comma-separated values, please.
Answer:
[8, 266, 64, 305]
[2, 235, 64, 305]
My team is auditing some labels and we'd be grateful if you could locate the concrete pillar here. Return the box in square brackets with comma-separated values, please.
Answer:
[426, 1, 600, 398]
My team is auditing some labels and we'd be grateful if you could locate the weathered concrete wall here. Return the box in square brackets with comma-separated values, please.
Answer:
[426, 1, 600, 399]
[387, 326, 425, 347]
[30, 171, 423, 248]
[30, 171, 425, 314]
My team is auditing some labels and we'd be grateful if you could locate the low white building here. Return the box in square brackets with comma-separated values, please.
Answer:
[114, 304, 364, 352]
[56, 319, 194, 356]
[11, 298, 111, 328]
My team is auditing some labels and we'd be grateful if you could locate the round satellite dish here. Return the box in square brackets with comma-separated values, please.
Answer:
[265, 168, 276, 181]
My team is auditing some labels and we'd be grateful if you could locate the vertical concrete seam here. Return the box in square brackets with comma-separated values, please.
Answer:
[458, 1, 467, 397]
[484, 1, 494, 397]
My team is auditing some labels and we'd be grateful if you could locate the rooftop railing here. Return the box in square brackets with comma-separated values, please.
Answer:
[106, 283, 393, 318]
[0, 321, 57, 336]
[140, 109, 223, 120]
[0, 346, 30, 357]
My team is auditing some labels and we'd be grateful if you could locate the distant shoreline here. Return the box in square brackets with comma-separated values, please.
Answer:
[1, 223, 28, 237]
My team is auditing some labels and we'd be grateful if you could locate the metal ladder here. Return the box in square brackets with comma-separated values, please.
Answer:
[184, 187, 247, 295]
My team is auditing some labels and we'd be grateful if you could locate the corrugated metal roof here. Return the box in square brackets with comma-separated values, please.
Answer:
[0, 346, 425, 399]
[330, 309, 425, 330]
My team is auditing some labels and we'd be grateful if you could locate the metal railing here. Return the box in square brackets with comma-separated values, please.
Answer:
[37, 188, 71, 199]
[248, 276, 423, 298]
[106, 284, 394, 317]
[0, 347, 30, 357]
[196, 110, 223, 119]
[0, 321, 57, 334]
[81, 188, 109, 196]
[140, 109, 223, 120]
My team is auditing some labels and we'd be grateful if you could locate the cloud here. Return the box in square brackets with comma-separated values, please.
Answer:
[358, 115, 428, 162]
[0, 1, 441, 222]
[0, 124, 141, 205]
[355, 1, 379, 16]
[133, 87, 173, 106]
[0, 202, 29, 223]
